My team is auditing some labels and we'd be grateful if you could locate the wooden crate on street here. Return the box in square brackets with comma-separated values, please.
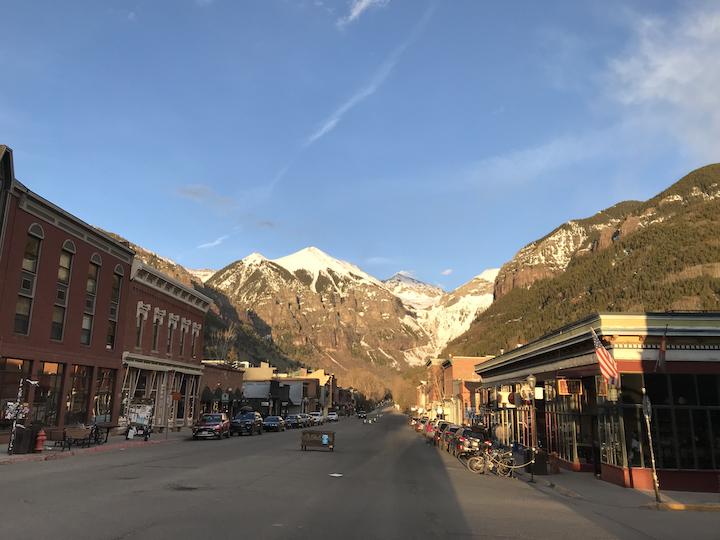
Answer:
[301, 430, 335, 451]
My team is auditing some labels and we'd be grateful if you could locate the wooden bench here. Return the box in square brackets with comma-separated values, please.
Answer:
[45, 429, 65, 448]
[62, 427, 92, 451]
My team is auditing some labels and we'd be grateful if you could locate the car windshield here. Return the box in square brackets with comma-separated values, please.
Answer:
[265, 416, 279, 421]
[201, 414, 221, 423]
[464, 431, 488, 440]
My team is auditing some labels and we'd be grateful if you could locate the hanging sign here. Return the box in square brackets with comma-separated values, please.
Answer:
[171, 392, 182, 401]
[558, 379, 582, 395]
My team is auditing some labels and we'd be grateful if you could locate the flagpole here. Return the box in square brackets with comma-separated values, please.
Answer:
[642, 388, 661, 505]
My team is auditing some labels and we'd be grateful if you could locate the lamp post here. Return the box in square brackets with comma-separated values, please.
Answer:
[526, 374, 537, 483]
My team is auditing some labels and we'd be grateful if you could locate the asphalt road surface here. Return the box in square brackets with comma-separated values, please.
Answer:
[1, 407, 717, 539]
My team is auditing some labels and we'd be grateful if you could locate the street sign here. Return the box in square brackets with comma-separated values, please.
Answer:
[642, 394, 652, 421]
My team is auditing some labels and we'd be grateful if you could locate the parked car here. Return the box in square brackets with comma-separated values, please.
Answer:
[326, 412, 338, 422]
[262, 415, 286, 432]
[309, 412, 325, 425]
[357, 410, 367, 419]
[285, 414, 302, 428]
[432, 421, 452, 446]
[451, 426, 490, 457]
[415, 417, 428, 433]
[192, 413, 230, 440]
[230, 411, 263, 436]
[440, 425, 462, 452]
[298, 413, 312, 427]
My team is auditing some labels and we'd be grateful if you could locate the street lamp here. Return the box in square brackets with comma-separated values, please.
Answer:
[526, 374, 537, 483]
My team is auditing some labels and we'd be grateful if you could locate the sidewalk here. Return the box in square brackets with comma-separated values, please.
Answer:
[510, 450, 720, 512]
[0, 428, 189, 465]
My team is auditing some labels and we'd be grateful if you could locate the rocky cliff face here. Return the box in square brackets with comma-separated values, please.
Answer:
[493, 164, 720, 300]
[207, 248, 432, 371]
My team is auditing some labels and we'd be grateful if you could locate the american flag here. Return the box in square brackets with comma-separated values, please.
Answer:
[592, 328, 619, 387]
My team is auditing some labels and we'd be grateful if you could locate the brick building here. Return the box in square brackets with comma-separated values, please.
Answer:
[120, 260, 212, 430]
[0, 145, 135, 443]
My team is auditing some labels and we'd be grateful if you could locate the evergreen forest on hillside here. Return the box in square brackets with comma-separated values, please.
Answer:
[443, 191, 720, 358]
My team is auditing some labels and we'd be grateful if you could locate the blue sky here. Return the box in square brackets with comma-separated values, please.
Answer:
[3, 0, 720, 291]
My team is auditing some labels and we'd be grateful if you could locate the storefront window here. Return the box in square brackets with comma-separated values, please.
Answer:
[31, 362, 65, 427]
[66, 365, 93, 425]
[655, 407, 677, 469]
[0, 358, 32, 430]
[93, 368, 116, 423]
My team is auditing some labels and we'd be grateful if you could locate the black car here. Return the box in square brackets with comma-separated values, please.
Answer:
[230, 411, 263, 436]
[262, 415, 286, 432]
[285, 414, 302, 429]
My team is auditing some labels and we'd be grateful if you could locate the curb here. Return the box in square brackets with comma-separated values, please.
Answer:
[0, 438, 175, 465]
[640, 502, 720, 513]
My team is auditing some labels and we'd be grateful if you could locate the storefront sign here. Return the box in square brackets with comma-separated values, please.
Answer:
[558, 379, 582, 395]
[171, 392, 182, 401]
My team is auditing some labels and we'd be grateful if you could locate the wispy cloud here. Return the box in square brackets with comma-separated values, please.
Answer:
[306, 4, 433, 149]
[197, 235, 228, 249]
[607, 8, 720, 160]
[441, 269, 452, 276]
[175, 184, 236, 213]
[337, 0, 389, 28]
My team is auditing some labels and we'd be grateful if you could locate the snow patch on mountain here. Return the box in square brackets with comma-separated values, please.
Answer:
[382, 272, 444, 309]
[184, 268, 217, 283]
[272, 247, 384, 292]
[410, 268, 500, 359]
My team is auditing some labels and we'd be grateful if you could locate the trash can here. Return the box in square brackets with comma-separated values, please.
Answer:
[524, 448, 548, 475]
[10, 427, 33, 454]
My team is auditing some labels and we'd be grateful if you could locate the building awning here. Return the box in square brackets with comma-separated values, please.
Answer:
[122, 352, 204, 376]
[201, 387, 218, 402]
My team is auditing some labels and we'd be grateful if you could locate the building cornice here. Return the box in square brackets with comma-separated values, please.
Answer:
[131, 260, 213, 313]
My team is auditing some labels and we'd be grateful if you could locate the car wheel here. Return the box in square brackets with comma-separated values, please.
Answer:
[258, 426, 262, 435]
[216, 431, 222, 440]
[193, 435, 198, 440]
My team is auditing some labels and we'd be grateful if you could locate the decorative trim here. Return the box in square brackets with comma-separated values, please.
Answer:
[192, 322, 202, 337]
[153, 307, 166, 325]
[136, 301, 150, 319]
[168, 313, 180, 330]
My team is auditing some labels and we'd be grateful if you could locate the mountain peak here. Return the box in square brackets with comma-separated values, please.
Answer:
[272, 247, 383, 290]
[243, 252, 267, 265]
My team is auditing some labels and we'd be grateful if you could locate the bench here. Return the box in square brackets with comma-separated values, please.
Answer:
[45, 429, 65, 448]
[62, 427, 92, 451]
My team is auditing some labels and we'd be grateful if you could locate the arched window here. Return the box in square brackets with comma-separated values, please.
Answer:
[14, 224, 44, 335]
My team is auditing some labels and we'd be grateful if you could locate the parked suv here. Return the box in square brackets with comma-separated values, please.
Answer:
[451, 426, 489, 457]
[326, 412, 338, 422]
[192, 413, 230, 440]
[440, 425, 461, 452]
[309, 412, 325, 425]
[230, 411, 263, 436]
[298, 413, 312, 427]
[285, 414, 302, 429]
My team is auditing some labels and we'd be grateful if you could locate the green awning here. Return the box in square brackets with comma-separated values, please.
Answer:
[201, 387, 218, 402]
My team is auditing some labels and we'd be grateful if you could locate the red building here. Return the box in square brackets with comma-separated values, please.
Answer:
[120, 260, 212, 430]
[0, 145, 135, 443]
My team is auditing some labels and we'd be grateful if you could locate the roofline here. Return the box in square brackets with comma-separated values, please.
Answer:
[131, 259, 213, 312]
[475, 311, 720, 376]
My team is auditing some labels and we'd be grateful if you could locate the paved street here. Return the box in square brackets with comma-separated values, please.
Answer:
[1, 407, 718, 540]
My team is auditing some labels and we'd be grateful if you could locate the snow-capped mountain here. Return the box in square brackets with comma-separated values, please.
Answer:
[207, 247, 432, 371]
[382, 272, 444, 309]
[185, 268, 217, 283]
[408, 268, 499, 359]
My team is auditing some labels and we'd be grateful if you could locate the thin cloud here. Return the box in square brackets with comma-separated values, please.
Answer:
[441, 269, 452, 276]
[197, 235, 229, 249]
[337, 0, 389, 28]
[607, 8, 720, 160]
[175, 184, 236, 213]
[255, 220, 282, 229]
[306, 4, 434, 149]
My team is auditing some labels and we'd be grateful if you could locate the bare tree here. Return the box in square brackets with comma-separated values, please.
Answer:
[208, 322, 239, 363]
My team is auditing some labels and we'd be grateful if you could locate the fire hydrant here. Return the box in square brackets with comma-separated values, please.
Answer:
[35, 429, 47, 452]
